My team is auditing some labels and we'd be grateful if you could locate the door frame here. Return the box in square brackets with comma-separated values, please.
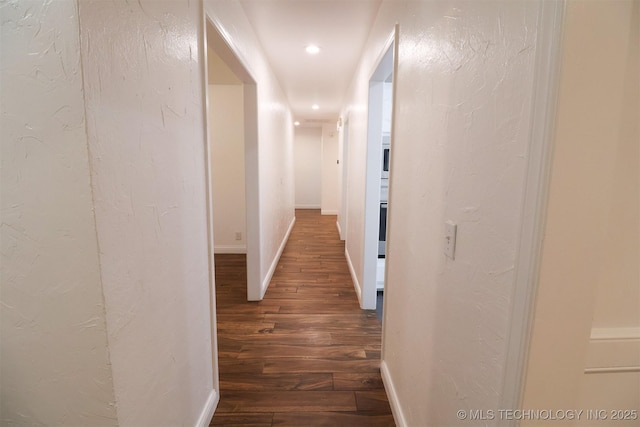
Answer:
[361, 28, 397, 310]
[201, 9, 262, 407]
[204, 15, 261, 302]
[500, 0, 566, 414]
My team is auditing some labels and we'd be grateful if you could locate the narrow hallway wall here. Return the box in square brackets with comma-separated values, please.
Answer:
[1, 2, 118, 423]
[2, 0, 218, 425]
[340, 1, 548, 425]
[78, 1, 215, 425]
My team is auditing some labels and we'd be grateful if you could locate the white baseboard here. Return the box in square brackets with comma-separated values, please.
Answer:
[381, 360, 407, 427]
[194, 389, 218, 427]
[336, 220, 342, 239]
[260, 216, 296, 299]
[321, 209, 338, 215]
[295, 204, 321, 209]
[214, 245, 246, 254]
[345, 247, 362, 306]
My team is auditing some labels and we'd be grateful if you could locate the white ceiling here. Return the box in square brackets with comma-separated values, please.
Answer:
[239, 0, 382, 125]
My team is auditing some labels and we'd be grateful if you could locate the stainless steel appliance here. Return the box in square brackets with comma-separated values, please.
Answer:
[379, 134, 390, 257]
[378, 202, 387, 257]
[381, 134, 390, 179]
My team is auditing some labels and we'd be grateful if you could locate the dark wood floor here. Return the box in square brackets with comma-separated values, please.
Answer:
[211, 209, 394, 426]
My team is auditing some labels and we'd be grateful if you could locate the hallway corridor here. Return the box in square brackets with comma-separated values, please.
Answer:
[211, 210, 394, 426]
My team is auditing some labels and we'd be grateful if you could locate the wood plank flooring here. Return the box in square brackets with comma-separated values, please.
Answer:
[211, 209, 394, 426]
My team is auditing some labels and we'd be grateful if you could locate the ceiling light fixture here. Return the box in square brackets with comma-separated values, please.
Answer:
[305, 45, 320, 55]
[294, 121, 300, 126]
[311, 104, 319, 110]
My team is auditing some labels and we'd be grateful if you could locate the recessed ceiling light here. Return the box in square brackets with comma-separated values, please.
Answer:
[294, 121, 300, 126]
[311, 104, 319, 110]
[305, 45, 320, 55]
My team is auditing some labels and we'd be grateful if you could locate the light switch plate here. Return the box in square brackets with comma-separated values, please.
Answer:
[444, 221, 457, 259]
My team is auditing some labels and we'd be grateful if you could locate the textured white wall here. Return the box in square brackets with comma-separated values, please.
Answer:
[78, 1, 215, 425]
[294, 127, 322, 208]
[0, 1, 119, 424]
[321, 124, 340, 215]
[209, 84, 247, 253]
[204, 0, 295, 298]
[340, 1, 543, 425]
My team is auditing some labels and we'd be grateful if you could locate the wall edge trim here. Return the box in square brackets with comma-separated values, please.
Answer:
[194, 389, 218, 427]
[259, 216, 296, 299]
[345, 247, 362, 306]
[214, 245, 247, 254]
[501, 0, 567, 413]
[590, 327, 640, 341]
[381, 360, 407, 427]
[584, 366, 640, 374]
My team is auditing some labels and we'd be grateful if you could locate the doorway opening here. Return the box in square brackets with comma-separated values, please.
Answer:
[204, 19, 261, 302]
[362, 33, 395, 312]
